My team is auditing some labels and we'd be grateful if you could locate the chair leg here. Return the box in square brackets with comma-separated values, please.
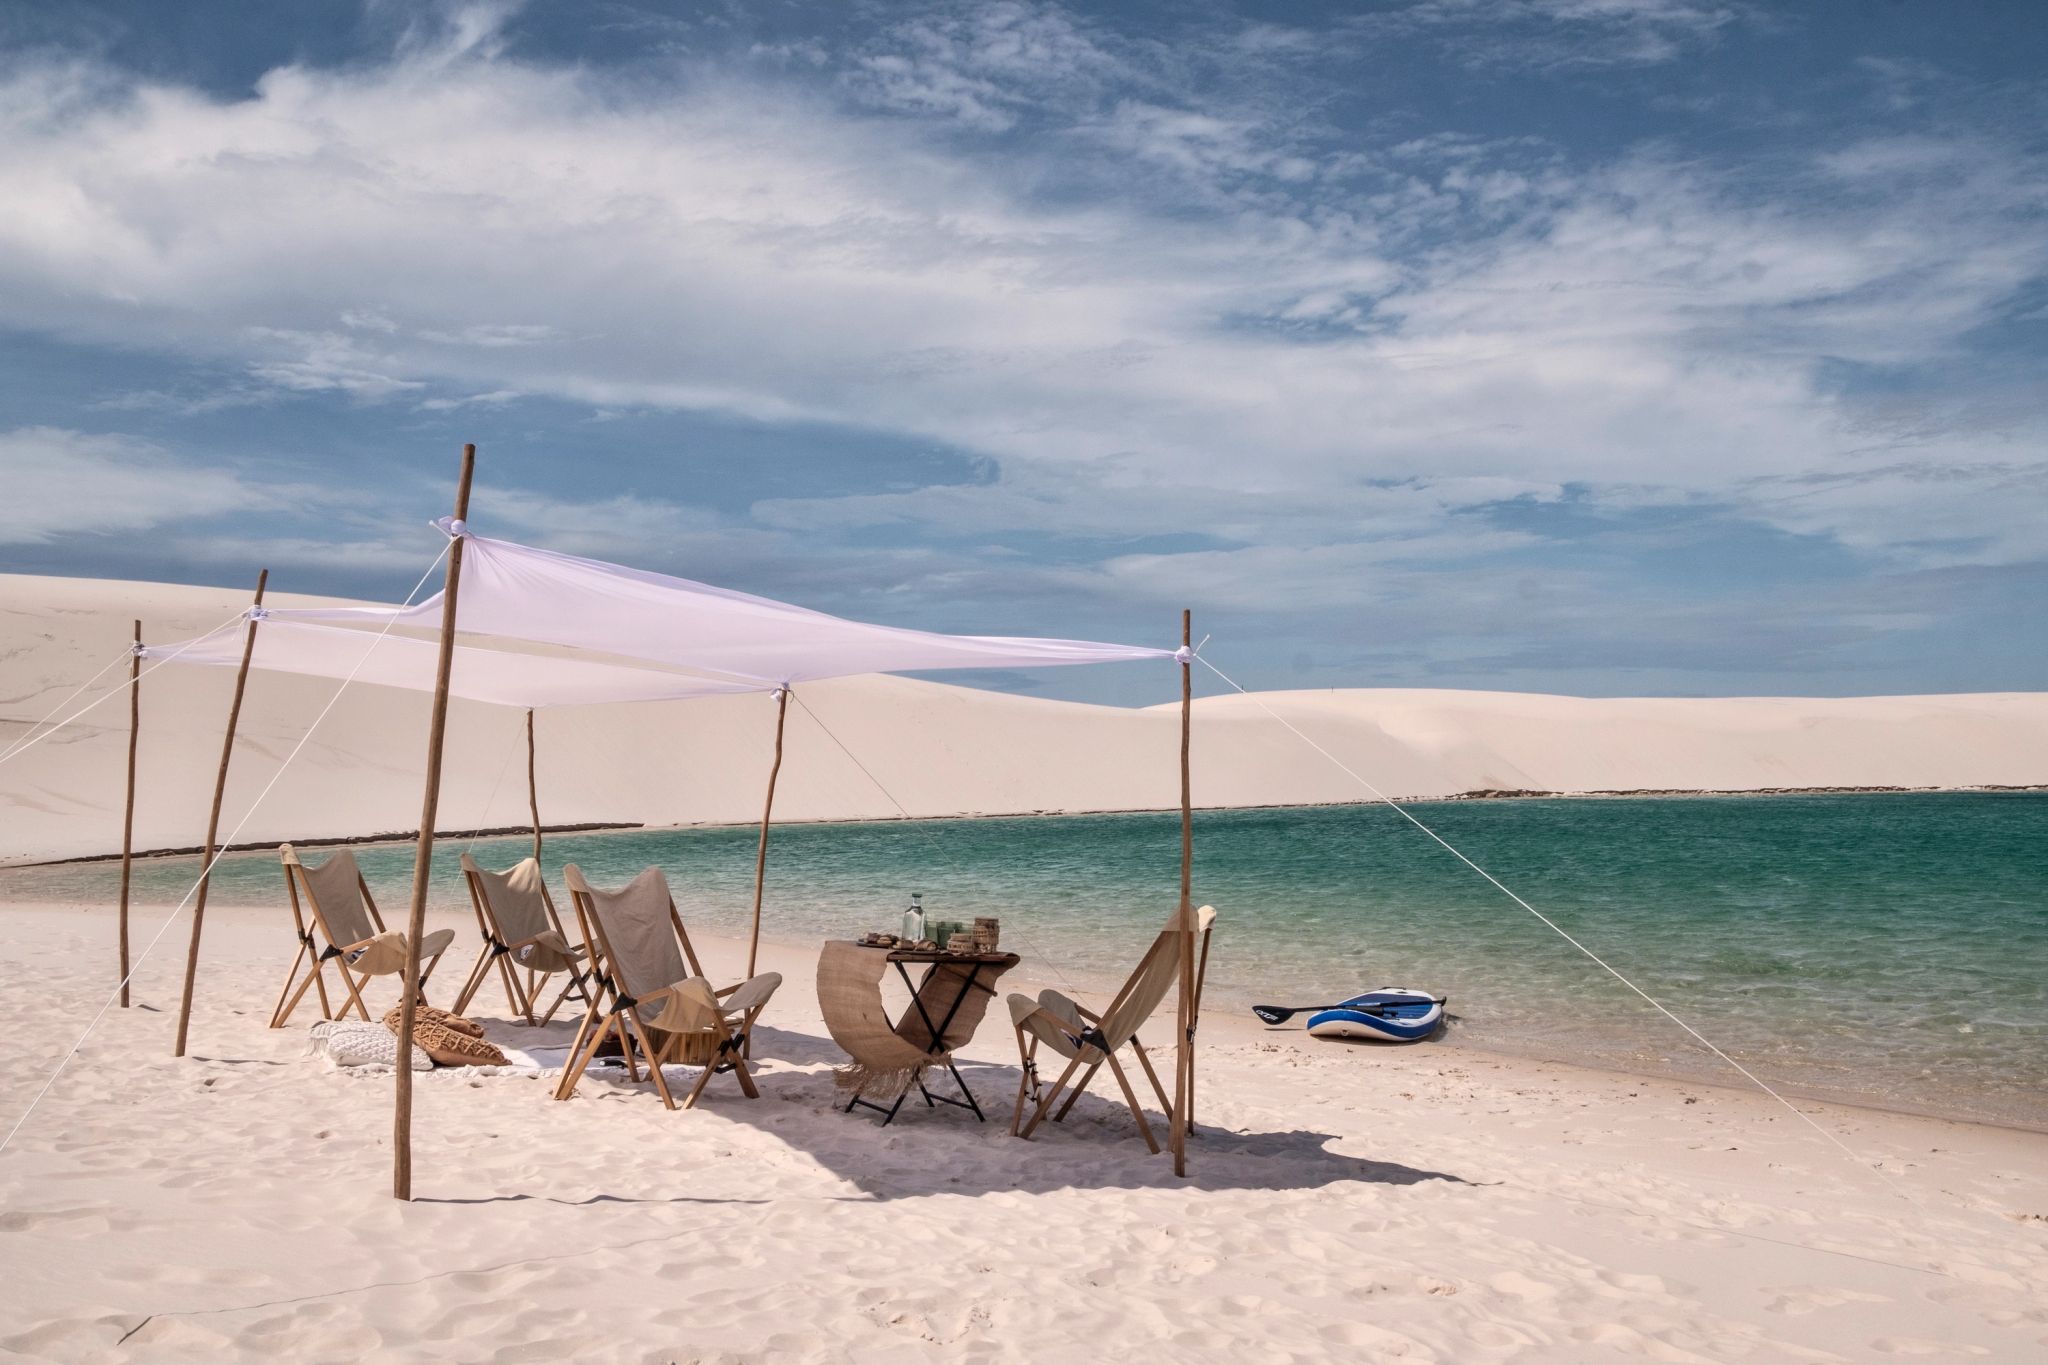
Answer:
[307, 951, 333, 1020]
[1103, 1049, 1160, 1154]
[450, 945, 494, 1016]
[493, 950, 529, 1024]
[1018, 1055, 1084, 1140]
[416, 945, 451, 1007]
[335, 962, 373, 1022]
[1054, 1061, 1102, 1122]
[1130, 1036, 1173, 1115]
[554, 993, 604, 1099]
[536, 971, 581, 1027]
[1010, 1029, 1037, 1137]
[725, 1036, 761, 1100]
[623, 1013, 676, 1110]
[679, 1050, 719, 1109]
[270, 951, 323, 1029]
[556, 1013, 614, 1102]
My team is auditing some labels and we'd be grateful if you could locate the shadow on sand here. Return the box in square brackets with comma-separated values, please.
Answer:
[480, 1018, 1473, 1202]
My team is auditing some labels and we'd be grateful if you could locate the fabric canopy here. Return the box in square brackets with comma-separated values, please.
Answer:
[265, 527, 1174, 684]
[142, 618, 772, 709]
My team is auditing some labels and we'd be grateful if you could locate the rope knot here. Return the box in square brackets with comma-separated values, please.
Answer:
[432, 516, 470, 539]
[1173, 645, 1194, 664]
[246, 606, 271, 622]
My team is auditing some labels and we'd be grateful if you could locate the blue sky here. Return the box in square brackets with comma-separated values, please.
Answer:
[1, 0, 2042, 704]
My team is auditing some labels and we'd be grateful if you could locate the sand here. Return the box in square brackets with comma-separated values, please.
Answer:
[0, 898, 2044, 1362]
[3, 574, 2045, 865]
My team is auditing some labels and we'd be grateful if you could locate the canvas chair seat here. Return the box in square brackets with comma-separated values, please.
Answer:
[347, 927, 455, 977]
[268, 844, 456, 1029]
[1008, 905, 1216, 1154]
[510, 929, 585, 976]
[553, 864, 779, 1110]
[1008, 990, 1093, 1062]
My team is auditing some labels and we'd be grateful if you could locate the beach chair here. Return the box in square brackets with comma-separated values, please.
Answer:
[553, 864, 782, 1109]
[450, 852, 593, 1025]
[1007, 905, 1217, 1153]
[817, 941, 1017, 1125]
[268, 845, 458, 1029]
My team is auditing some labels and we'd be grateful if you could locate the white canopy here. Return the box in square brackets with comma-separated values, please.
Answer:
[142, 618, 773, 710]
[264, 526, 1175, 684]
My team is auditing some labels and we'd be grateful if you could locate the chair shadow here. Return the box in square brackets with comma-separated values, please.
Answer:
[505, 1015, 1473, 1201]
[798, 1059, 1470, 1200]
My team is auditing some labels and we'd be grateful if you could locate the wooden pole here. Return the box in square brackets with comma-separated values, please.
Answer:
[394, 443, 476, 1202]
[745, 687, 791, 979]
[1171, 608, 1194, 1176]
[173, 570, 267, 1056]
[525, 708, 541, 863]
[118, 620, 141, 1008]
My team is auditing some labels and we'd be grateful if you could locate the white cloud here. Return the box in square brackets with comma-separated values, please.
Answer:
[846, 0, 1129, 129]
[0, 0, 2039, 617]
[0, 426, 276, 544]
[1379, 0, 1747, 68]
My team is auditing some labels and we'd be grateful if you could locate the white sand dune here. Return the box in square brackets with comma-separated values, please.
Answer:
[2, 574, 2043, 863]
[0, 901, 2043, 1362]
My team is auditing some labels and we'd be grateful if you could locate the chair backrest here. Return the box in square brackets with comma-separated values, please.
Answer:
[281, 844, 377, 946]
[460, 852, 556, 943]
[562, 864, 690, 1000]
[1097, 904, 1217, 1050]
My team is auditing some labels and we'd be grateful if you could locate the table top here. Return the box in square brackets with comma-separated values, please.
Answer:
[833, 938, 1019, 967]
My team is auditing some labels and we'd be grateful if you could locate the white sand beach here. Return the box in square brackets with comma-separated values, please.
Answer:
[0, 899, 2044, 1362]
[4, 573, 2048, 1360]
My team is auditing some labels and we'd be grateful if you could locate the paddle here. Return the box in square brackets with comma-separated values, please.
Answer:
[1251, 996, 1446, 1025]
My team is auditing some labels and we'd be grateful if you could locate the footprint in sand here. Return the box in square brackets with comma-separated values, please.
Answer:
[1488, 1270, 1558, 1300]
[0, 1206, 112, 1237]
[1868, 1338, 1991, 1356]
[1763, 1285, 1891, 1316]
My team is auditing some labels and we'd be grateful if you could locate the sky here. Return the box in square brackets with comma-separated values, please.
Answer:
[0, 0, 2042, 704]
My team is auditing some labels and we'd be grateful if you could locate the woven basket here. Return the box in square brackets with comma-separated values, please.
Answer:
[654, 1029, 721, 1066]
[973, 917, 1000, 949]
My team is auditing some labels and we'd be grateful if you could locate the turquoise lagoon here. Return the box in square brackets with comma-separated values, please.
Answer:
[10, 792, 2043, 1126]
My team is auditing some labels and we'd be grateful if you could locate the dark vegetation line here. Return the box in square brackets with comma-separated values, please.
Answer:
[26, 822, 643, 868]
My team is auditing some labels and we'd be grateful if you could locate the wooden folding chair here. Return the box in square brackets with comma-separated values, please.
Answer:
[269, 844, 457, 1028]
[1007, 905, 1216, 1153]
[450, 852, 593, 1025]
[552, 864, 781, 1110]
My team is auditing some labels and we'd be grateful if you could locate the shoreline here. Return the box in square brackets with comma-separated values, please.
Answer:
[12, 892, 2041, 1139]
[9, 782, 2041, 870]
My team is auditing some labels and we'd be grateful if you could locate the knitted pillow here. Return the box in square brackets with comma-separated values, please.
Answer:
[309, 1020, 432, 1071]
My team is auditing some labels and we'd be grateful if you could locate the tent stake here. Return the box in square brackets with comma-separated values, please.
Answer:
[525, 708, 541, 863]
[394, 443, 476, 1202]
[1172, 608, 1194, 1176]
[118, 620, 141, 1008]
[745, 686, 791, 979]
[174, 570, 267, 1056]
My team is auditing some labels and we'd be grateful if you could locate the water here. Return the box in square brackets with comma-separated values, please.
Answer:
[8, 792, 2044, 1127]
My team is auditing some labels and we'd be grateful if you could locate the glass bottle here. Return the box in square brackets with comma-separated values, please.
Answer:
[901, 893, 926, 945]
